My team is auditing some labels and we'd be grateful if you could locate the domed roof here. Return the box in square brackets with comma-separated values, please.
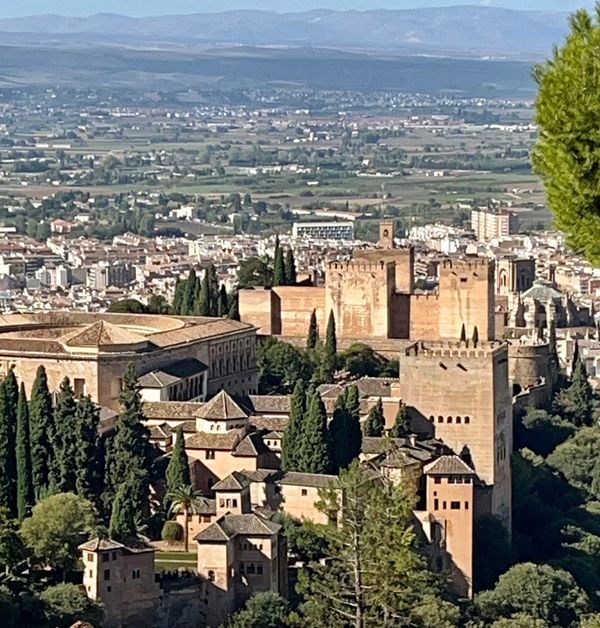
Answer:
[522, 279, 562, 302]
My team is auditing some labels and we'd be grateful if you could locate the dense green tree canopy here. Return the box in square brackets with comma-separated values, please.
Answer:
[533, 7, 600, 262]
[40, 583, 104, 628]
[21, 493, 100, 578]
[224, 591, 293, 628]
[476, 562, 590, 626]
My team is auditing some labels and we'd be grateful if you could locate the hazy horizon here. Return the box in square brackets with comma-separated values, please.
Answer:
[0, 1, 593, 18]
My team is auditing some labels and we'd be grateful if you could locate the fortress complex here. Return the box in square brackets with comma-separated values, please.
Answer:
[239, 221, 495, 343]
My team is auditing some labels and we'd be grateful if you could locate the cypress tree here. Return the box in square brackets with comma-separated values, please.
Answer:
[74, 395, 104, 506]
[329, 390, 350, 473]
[166, 427, 191, 492]
[196, 269, 210, 316]
[181, 269, 197, 316]
[49, 378, 78, 494]
[29, 365, 53, 498]
[16, 383, 33, 521]
[344, 384, 363, 464]
[217, 284, 229, 318]
[4, 368, 18, 427]
[345, 384, 360, 423]
[282, 380, 306, 471]
[571, 340, 580, 375]
[321, 311, 337, 383]
[207, 264, 220, 316]
[172, 277, 186, 315]
[273, 237, 285, 287]
[228, 291, 240, 321]
[0, 384, 16, 516]
[559, 358, 594, 427]
[307, 309, 319, 351]
[296, 386, 330, 474]
[460, 323, 466, 343]
[105, 365, 152, 517]
[364, 398, 385, 437]
[329, 386, 362, 473]
[389, 405, 410, 438]
[472, 326, 479, 347]
[109, 481, 137, 543]
[284, 248, 297, 285]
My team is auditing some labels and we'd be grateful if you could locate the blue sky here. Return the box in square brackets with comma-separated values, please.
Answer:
[0, 0, 593, 17]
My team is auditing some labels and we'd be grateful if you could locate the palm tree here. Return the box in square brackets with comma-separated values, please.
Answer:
[166, 485, 206, 552]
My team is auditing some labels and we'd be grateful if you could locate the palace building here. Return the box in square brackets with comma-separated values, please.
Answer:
[0, 311, 258, 411]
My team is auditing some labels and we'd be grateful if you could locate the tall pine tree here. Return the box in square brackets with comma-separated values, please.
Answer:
[49, 378, 78, 494]
[307, 309, 319, 351]
[364, 398, 385, 437]
[296, 386, 330, 474]
[273, 236, 285, 287]
[104, 365, 152, 518]
[0, 383, 16, 516]
[166, 427, 191, 493]
[284, 248, 297, 285]
[16, 383, 33, 521]
[321, 311, 337, 383]
[282, 380, 306, 471]
[74, 395, 104, 506]
[29, 365, 54, 499]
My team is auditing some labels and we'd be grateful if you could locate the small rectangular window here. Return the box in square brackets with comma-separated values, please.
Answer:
[104, 569, 110, 581]
[257, 564, 263, 575]
[465, 501, 469, 510]
[102, 553, 109, 563]
[232, 499, 238, 508]
[434, 477, 441, 484]
[111, 552, 117, 560]
[450, 501, 461, 510]
[301, 489, 308, 496]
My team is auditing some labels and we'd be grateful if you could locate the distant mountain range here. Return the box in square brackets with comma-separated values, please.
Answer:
[0, 6, 570, 59]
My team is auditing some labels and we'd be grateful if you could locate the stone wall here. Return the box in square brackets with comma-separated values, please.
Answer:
[326, 260, 395, 338]
[354, 246, 414, 294]
[272, 286, 326, 337]
[409, 294, 440, 340]
[438, 258, 495, 341]
[238, 289, 276, 335]
[508, 342, 558, 398]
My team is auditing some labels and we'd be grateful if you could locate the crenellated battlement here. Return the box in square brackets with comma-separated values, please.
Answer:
[404, 340, 506, 359]
[327, 260, 394, 275]
[441, 257, 492, 272]
[411, 293, 440, 301]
